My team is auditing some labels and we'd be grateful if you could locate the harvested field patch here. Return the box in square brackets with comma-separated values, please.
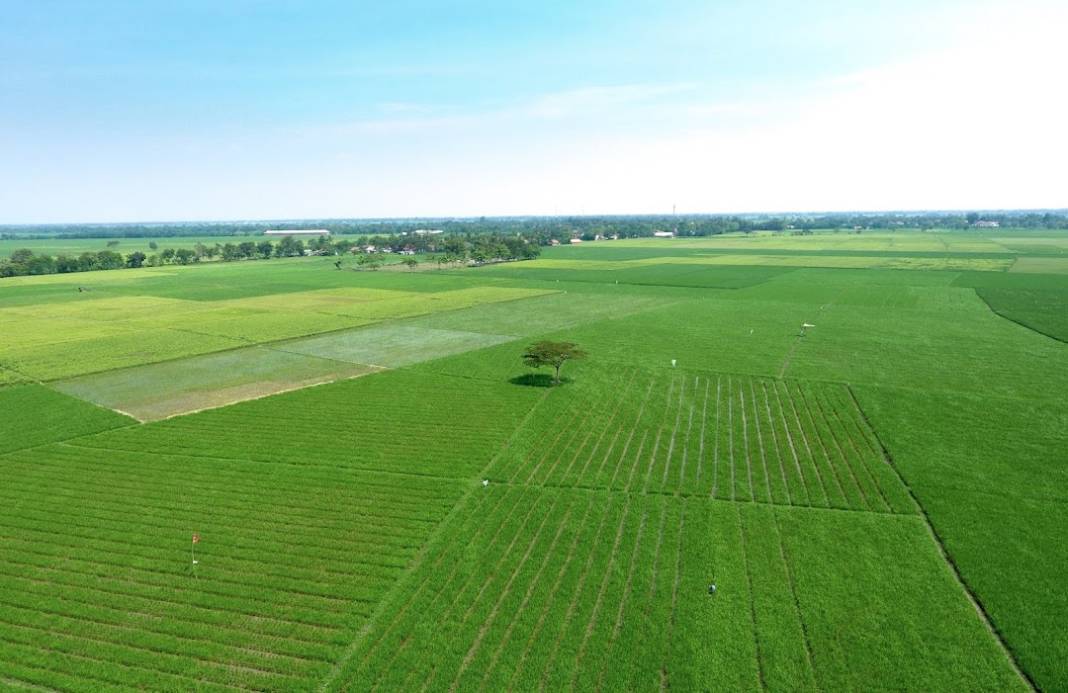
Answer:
[54, 347, 380, 421]
[281, 324, 515, 368]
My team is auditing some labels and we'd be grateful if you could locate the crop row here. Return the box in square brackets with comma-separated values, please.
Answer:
[497, 370, 913, 513]
[334, 486, 818, 691]
[0, 442, 468, 690]
[337, 482, 1010, 692]
[76, 368, 543, 479]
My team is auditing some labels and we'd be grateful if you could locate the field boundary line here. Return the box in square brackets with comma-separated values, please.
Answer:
[570, 504, 648, 690]
[316, 386, 553, 692]
[845, 385, 1037, 692]
[759, 380, 799, 506]
[658, 375, 688, 491]
[727, 377, 735, 500]
[769, 381, 812, 502]
[451, 494, 577, 689]
[419, 491, 564, 691]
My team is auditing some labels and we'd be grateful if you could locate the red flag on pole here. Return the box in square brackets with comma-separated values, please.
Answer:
[192, 533, 200, 544]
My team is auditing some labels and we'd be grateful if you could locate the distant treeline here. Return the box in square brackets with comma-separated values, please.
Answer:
[0, 233, 539, 278]
[3, 210, 1068, 241]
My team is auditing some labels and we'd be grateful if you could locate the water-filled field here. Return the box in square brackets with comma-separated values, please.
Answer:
[1, 230, 1066, 690]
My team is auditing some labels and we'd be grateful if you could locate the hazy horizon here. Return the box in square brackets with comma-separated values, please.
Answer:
[3, 1, 1066, 224]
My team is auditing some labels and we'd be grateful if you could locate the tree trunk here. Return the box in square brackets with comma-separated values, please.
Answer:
[553, 364, 561, 385]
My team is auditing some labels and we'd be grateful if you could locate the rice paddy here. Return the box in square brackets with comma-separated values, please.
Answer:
[1, 229, 1066, 690]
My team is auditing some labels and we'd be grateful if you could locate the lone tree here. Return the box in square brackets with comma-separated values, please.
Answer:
[522, 341, 587, 385]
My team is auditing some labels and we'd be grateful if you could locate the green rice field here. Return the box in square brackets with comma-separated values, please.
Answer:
[1, 229, 1066, 690]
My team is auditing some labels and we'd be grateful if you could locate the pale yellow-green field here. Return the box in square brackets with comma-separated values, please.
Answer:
[1009, 257, 1068, 274]
[0, 285, 555, 380]
[608, 231, 1014, 253]
[500, 254, 1013, 272]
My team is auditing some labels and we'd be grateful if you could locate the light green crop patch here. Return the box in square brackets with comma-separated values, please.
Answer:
[1009, 257, 1068, 274]
[54, 346, 379, 421]
[608, 231, 1012, 254]
[214, 286, 417, 313]
[281, 323, 516, 368]
[1, 328, 245, 381]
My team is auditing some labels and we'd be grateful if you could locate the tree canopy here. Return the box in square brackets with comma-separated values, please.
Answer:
[522, 341, 587, 385]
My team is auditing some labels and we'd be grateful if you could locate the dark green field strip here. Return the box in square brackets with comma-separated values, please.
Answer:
[334, 487, 1018, 692]
[495, 368, 912, 514]
[0, 457, 450, 542]
[466, 263, 793, 289]
[0, 384, 132, 454]
[1, 448, 457, 541]
[79, 369, 543, 479]
[542, 245, 1021, 261]
[975, 286, 1068, 343]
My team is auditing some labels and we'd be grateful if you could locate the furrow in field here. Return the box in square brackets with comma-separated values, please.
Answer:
[347, 485, 516, 682]
[448, 496, 579, 691]
[797, 383, 870, 510]
[777, 381, 835, 508]
[418, 490, 566, 692]
[502, 495, 616, 691]
[363, 487, 546, 689]
[473, 492, 597, 692]
[747, 380, 778, 504]
[538, 491, 635, 692]
[811, 386, 891, 512]
[757, 380, 794, 506]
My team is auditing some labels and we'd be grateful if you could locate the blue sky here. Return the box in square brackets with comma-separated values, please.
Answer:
[1, 1, 1064, 223]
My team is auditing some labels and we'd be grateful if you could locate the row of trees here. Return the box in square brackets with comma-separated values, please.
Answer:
[0, 237, 314, 278]
[0, 232, 542, 278]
